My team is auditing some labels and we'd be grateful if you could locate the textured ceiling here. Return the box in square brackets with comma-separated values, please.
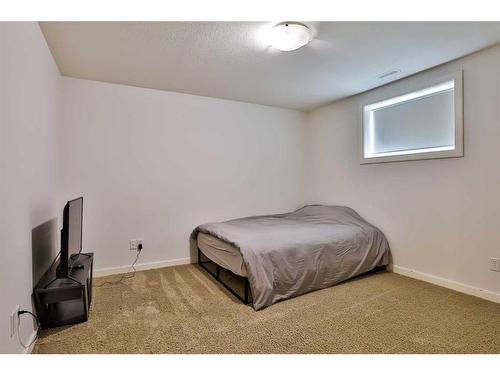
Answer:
[40, 22, 500, 111]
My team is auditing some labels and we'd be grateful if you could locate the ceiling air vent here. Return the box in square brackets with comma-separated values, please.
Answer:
[378, 69, 401, 79]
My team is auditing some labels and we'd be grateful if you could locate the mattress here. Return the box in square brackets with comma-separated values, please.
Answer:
[192, 205, 390, 310]
[197, 232, 247, 277]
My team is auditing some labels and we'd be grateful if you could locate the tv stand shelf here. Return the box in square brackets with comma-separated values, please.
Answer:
[34, 253, 93, 329]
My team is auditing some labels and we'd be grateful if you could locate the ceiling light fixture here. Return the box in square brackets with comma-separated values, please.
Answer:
[267, 22, 312, 52]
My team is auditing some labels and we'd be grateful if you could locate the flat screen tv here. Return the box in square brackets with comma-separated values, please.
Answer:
[56, 197, 83, 279]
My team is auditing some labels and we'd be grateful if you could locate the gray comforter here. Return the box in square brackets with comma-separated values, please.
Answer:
[192, 205, 390, 310]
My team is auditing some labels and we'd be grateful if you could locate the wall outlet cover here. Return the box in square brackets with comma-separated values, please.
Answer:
[129, 239, 144, 251]
[490, 257, 500, 272]
[10, 305, 20, 338]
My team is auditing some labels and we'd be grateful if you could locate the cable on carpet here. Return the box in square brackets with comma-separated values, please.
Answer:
[94, 244, 143, 287]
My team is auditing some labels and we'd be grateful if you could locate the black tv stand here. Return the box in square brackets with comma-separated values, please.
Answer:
[34, 253, 93, 329]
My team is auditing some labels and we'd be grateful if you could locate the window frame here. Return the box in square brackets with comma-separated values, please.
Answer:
[360, 71, 464, 164]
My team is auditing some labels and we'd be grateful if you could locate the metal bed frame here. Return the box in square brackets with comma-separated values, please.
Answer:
[198, 247, 387, 306]
[197, 247, 252, 304]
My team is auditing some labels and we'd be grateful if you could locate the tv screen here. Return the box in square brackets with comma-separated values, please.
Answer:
[68, 197, 83, 256]
[57, 197, 83, 279]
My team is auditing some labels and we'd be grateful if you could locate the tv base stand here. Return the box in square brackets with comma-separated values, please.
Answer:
[34, 253, 94, 329]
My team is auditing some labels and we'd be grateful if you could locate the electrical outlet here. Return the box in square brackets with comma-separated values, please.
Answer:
[9, 305, 19, 338]
[490, 257, 500, 272]
[129, 239, 144, 251]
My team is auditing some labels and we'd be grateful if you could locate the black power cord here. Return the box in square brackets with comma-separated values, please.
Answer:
[94, 244, 143, 287]
[17, 310, 40, 349]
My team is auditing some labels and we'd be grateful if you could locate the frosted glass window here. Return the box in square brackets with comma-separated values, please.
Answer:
[362, 72, 463, 163]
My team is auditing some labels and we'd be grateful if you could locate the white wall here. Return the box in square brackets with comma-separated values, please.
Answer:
[306, 44, 500, 297]
[60, 78, 307, 272]
[0, 23, 61, 353]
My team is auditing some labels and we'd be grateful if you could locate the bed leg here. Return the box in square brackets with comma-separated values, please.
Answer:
[197, 247, 251, 305]
[244, 278, 249, 304]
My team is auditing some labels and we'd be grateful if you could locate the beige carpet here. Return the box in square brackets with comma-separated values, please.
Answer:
[34, 264, 500, 354]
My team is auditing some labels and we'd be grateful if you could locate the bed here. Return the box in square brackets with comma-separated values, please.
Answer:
[192, 205, 390, 310]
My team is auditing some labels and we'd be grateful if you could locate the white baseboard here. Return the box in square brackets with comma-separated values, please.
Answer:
[94, 260, 500, 303]
[93, 257, 192, 278]
[392, 265, 500, 304]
